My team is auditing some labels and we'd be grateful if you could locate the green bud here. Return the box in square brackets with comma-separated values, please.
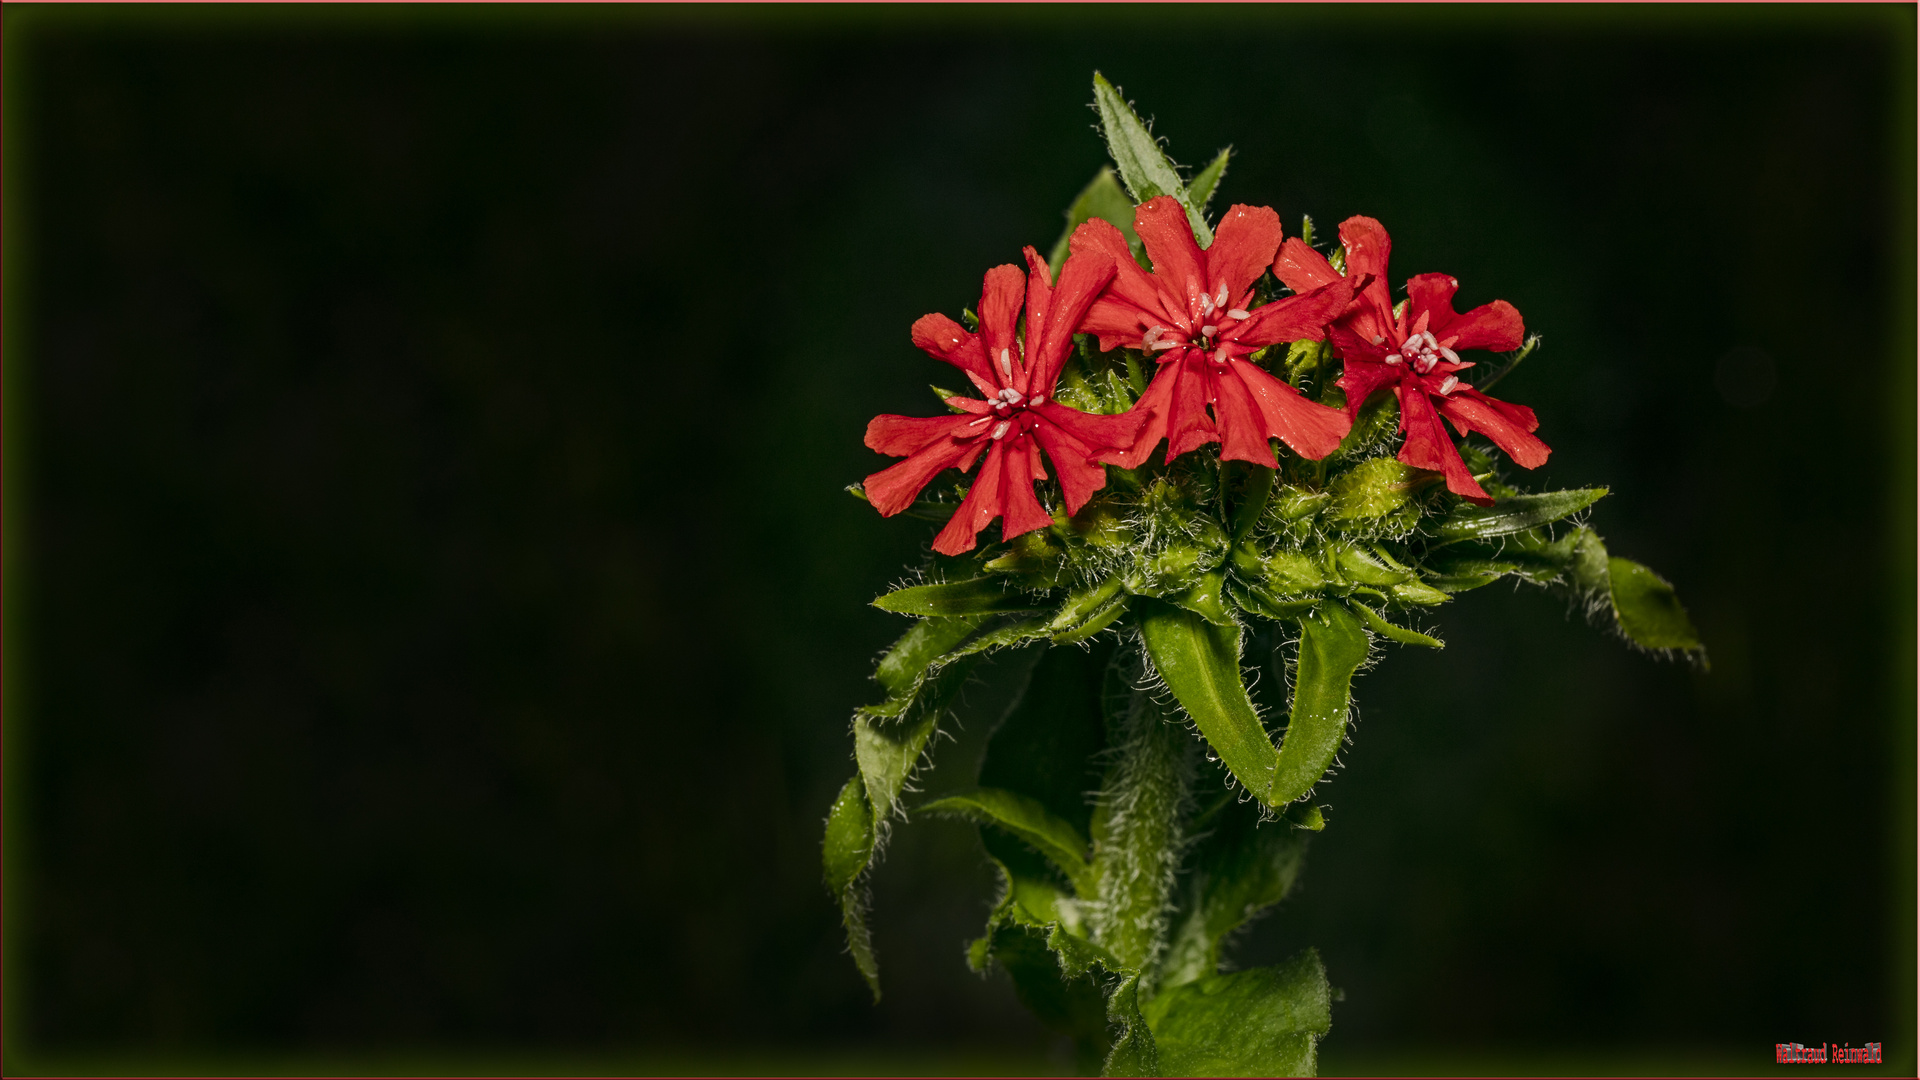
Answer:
[1326, 458, 1415, 522]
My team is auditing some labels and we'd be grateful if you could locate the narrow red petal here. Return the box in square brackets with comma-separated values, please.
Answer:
[1033, 402, 1146, 453]
[1082, 296, 1153, 353]
[1164, 354, 1220, 461]
[1022, 246, 1053, 350]
[1231, 278, 1357, 348]
[1271, 236, 1342, 293]
[1436, 389, 1550, 469]
[1097, 363, 1175, 469]
[977, 264, 1027, 386]
[1444, 300, 1526, 353]
[865, 434, 978, 516]
[1029, 243, 1118, 393]
[997, 436, 1056, 542]
[1337, 216, 1397, 347]
[1070, 216, 1163, 317]
[911, 312, 996, 391]
[1133, 196, 1206, 312]
[1230, 361, 1350, 460]
[1210, 366, 1278, 467]
[932, 440, 1008, 555]
[1207, 204, 1284, 304]
[1030, 421, 1107, 515]
[865, 412, 980, 457]
[1396, 384, 1490, 505]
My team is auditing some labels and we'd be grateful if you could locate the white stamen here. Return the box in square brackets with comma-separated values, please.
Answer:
[968, 416, 992, 427]
[991, 421, 1011, 440]
[998, 348, 1013, 378]
[1422, 330, 1439, 350]
[1029, 395, 1045, 406]
[1213, 346, 1230, 364]
[1371, 335, 1386, 345]
[1150, 340, 1182, 352]
[1438, 375, 1460, 395]
[1201, 325, 1218, 338]
[1198, 293, 1215, 316]
[1227, 308, 1250, 320]
[999, 387, 1022, 403]
[1386, 354, 1401, 365]
[1143, 325, 1167, 345]
[1214, 285, 1228, 308]
[1438, 345, 1460, 363]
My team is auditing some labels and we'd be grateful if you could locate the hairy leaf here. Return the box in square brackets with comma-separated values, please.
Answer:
[1171, 567, 1234, 627]
[873, 577, 1041, 616]
[1271, 602, 1370, 807]
[1104, 973, 1162, 1078]
[1347, 600, 1444, 649]
[1144, 950, 1332, 1078]
[1092, 72, 1212, 245]
[856, 657, 977, 820]
[1047, 166, 1145, 273]
[924, 788, 1098, 897]
[1430, 487, 1608, 544]
[864, 615, 986, 716]
[822, 775, 880, 999]
[1137, 601, 1283, 805]
[1608, 557, 1706, 656]
[976, 921, 1111, 1074]
[1186, 146, 1232, 213]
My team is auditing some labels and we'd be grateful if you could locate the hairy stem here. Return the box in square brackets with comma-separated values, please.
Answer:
[1090, 638, 1194, 993]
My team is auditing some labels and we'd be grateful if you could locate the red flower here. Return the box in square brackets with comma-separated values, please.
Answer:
[863, 234, 1145, 555]
[1070, 196, 1358, 469]
[1272, 216, 1549, 506]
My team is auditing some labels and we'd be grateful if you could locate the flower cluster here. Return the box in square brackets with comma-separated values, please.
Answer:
[864, 201, 1548, 548]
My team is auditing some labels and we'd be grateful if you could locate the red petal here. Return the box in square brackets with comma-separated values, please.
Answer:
[1436, 388, 1550, 469]
[1337, 216, 1397, 348]
[1395, 384, 1489, 505]
[1033, 402, 1145, 452]
[1133, 196, 1206, 313]
[1333, 355, 1404, 420]
[911, 312, 996, 393]
[998, 437, 1056, 541]
[1211, 366, 1278, 467]
[1231, 278, 1357, 348]
[1022, 246, 1053, 350]
[1081, 297, 1152, 353]
[1163, 354, 1220, 461]
[1070, 216, 1164, 321]
[932, 440, 1007, 555]
[977, 264, 1027, 389]
[865, 412, 980, 456]
[1407, 273, 1525, 352]
[1207, 204, 1284, 304]
[1028, 244, 1118, 393]
[1030, 421, 1106, 515]
[1097, 364, 1175, 469]
[1271, 236, 1342, 293]
[1230, 361, 1350, 460]
[865, 433, 978, 516]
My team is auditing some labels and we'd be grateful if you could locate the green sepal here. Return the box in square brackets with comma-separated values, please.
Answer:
[1430, 487, 1609, 545]
[1137, 600, 1284, 805]
[1159, 793, 1309, 991]
[822, 775, 880, 1000]
[1229, 464, 1275, 544]
[1270, 602, 1371, 807]
[1055, 595, 1129, 644]
[929, 384, 969, 412]
[1326, 457, 1419, 523]
[922, 787, 1098, 898]
[1233, 583, 1318, 622]
[862, 615, 986, 717]
[1048, 166, 1145, 274]
[873, 577, 1041, 617]
[1143, 950, 1333, 1078]
[1091, 72, 1212, 245]
[1046, 574, 1126, 635]
[1186, 146, 1232, 214]
[1607, 557, 1706, 658]
[1171, 567, 1235, 627]
[1347, 600, 1444, 649]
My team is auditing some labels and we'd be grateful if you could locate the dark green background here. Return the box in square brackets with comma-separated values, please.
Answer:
[5, 5, 1914, 1075]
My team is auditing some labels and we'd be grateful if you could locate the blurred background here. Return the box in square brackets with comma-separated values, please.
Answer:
[4, 5, 1913, 1076]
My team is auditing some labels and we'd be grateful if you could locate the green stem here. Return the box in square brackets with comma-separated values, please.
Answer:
[1090, 639, 1194, 995]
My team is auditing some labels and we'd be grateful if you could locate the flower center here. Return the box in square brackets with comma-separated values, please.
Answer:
[1390, 329, 1462, 376]
[983, 385, 1046, 438]
[1142, 283, 1253, 357]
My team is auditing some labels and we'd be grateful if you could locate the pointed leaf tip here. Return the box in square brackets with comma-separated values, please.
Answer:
[1089, 72, 1212, 245]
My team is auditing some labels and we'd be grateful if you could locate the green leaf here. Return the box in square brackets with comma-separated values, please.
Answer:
[1186, 146, 1232, 213]
[1160, 794, 1309, 991]
[1270, 602, 1371, 807]
[1046, 574, 1125, 636]
[1047, 166, 1145, 274]
[1171, 567, 1234, 627]
[822, 775, 880, 1000]
[856, 656, 978, 819]
[873, 577, 1041, 616]
[975, 921, 1111, 1075]
[873, 615, 983, 700]
[923, 788, 1098, 897]
[1137, 600, 1284, 806]
[1607, 557, 1706, 656]
[1229, 463, 1274, 544]
[1430, 487, 1609, 544]
[1143, 951, 1332, 1078]
[1347, 600, 1444, 649]
[1103, 974, 1162, 1078]
[1091, 72, 1212, 245]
